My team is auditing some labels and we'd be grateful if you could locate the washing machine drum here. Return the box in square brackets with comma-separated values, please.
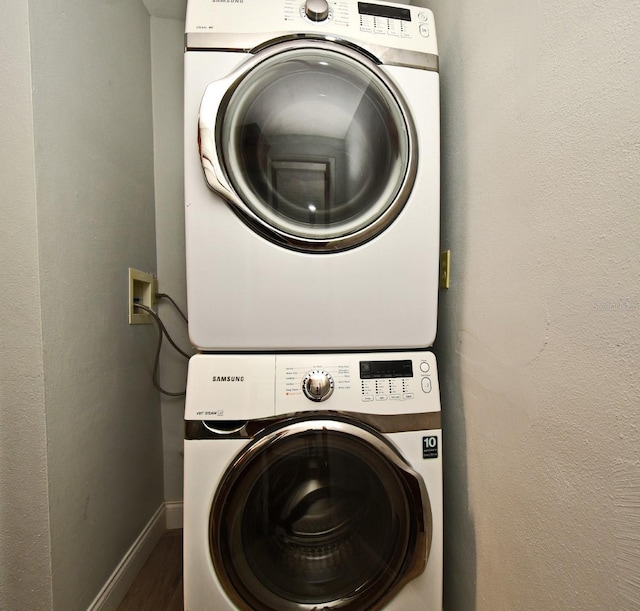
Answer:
[209, 418, 432, 610]
[198, 41, 418, 252]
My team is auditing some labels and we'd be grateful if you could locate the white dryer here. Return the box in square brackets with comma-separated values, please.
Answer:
[184, 350, 443, 610]
[184, 0, 440, 351]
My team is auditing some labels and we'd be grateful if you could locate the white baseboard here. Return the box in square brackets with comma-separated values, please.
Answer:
[165, 500, 184, 530]
[88, 503, 167, 611]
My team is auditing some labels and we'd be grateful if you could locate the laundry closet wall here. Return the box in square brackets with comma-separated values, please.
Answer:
[429, 0, 640, 609]
[1, 1, 163, 610]
[145, 4, 189, 506]
[5, 0, 636, 609]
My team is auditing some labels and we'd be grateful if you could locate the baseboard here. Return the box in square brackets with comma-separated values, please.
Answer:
[165, 500, 184, 530]
[88, 503, 166, 611]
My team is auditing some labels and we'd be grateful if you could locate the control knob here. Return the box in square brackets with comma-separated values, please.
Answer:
[302, 370, 334, 402]
[305, 0, 330, 22]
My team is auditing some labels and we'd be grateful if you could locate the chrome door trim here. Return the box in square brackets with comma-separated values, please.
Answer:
[185, 410, 442, 440]
[185, 32, 439, 72]
[208, 415, 432, 610]
[197, 38, 419, 253]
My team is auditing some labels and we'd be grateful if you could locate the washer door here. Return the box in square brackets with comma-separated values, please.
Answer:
[198, 40, 417, 252]
[209, 417, 431, 610]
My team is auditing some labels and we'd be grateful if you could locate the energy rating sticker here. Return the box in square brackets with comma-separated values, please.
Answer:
[423, 436, 438, 459]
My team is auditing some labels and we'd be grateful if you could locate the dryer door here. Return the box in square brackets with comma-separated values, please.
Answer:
[198, 40, 417, 252]
[209, 417, 432, 611]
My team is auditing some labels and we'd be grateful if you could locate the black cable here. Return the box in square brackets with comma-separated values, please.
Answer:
[156, 292, 188, 323]
[135, 302, 191, 359]
[134, 302, 191, 397]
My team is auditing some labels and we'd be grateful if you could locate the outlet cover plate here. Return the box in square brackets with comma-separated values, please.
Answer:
[128, 268, 156, 324]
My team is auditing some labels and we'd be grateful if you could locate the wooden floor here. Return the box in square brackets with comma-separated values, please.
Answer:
[117, 529, 183, 611]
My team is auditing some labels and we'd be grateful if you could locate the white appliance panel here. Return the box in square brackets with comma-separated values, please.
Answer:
[184, 350, 443, 610]
[185, 49, 440, 350]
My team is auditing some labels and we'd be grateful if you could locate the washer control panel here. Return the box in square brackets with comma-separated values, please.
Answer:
[185, 351, 440, 420]
[278, 351, 439, 415]
[356, 2, 433, 39]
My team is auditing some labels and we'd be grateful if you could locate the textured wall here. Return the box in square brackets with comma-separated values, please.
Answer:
[143, 0, 187, 20]
[429, 0, 640, 609]
[0, 2, 53, 609]
[25, 1, 164, 608]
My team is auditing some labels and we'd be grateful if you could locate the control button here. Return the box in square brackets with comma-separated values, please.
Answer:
[305, 0, 329, 22]
[390, 394, 402, 401]
[419, 24, 430, 38]
[375, 395, 388, 401]
[418, 12, 429, 22]
[420, 361, 431, 373]
[359, 15, 374, 32]
[362, 395, 374, 402]
[302, 370, 334, 402]
[403, 393, 415, 400]
[421, 377, 432, 393]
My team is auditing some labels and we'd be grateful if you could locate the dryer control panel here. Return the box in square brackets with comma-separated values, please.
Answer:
[185, 0, 438, 59]
[185, 351, 440, 420]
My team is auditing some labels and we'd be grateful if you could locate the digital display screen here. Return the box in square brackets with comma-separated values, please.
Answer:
[358, 2, 411, 22]
[360, 360, 413, 379]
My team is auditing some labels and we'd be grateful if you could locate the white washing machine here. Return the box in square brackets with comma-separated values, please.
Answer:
[184, 350, 443, 610]
[184, 0, 440, 351]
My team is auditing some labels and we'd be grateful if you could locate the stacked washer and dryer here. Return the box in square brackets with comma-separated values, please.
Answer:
[182, 1, 442, 609]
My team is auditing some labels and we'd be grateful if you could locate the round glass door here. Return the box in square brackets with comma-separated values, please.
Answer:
[209, 418, 431, 610]
[207, 42, 417, 251]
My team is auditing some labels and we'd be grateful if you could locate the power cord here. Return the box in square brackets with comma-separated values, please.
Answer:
[156, 292, 188, 324]
[134, 300, 191, 397]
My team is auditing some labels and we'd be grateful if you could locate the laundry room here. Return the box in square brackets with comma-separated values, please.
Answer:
[1, 1, 638, 611]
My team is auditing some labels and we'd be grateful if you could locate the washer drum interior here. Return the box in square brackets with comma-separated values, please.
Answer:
[209, 418, 432, 610]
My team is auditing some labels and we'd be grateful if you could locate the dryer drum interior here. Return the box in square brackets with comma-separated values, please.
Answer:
[203, 42, 418, 251]
[209, 419, 431, 610]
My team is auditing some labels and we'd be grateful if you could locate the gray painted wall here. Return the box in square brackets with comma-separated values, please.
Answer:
[429, 0, 640, 609]
[0, 2, 53, 609]
[149, 15, 189, 503]
[1, 1, 165, 609]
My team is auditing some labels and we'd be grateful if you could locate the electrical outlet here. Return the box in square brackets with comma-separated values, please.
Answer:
[128, 268, 157, 324]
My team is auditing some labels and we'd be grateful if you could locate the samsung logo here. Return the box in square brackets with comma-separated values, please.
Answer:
[212, 376, 245, 382]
